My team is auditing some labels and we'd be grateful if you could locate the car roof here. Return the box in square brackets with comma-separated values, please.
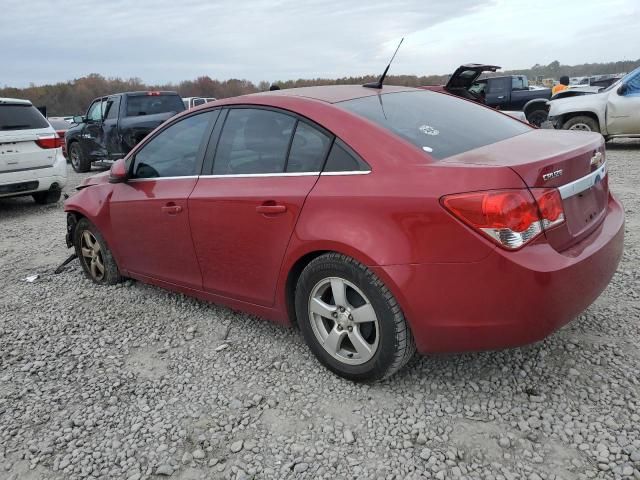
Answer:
[0, 97, 33, 106]
[251, 85, 419, 104]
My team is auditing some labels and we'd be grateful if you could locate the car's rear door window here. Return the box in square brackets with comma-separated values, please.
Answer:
[286, 121, 332, 173]
[213, 108, 296, 174]
[0, 104, 49, 131]
[132, 111, 217, 178]
[323, 139, 370, 172]
[337, 90, 530, 159]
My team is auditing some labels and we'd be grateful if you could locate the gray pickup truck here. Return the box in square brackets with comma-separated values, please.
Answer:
[65, 91, 185, 172]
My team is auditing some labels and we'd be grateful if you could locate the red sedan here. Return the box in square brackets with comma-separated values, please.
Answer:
[63, 85, 624, 381]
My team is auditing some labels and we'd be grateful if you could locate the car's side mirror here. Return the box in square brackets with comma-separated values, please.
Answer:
[73, 115, 85, 124]
[617, 83, 628, 96]
[109, 158, 128, 183]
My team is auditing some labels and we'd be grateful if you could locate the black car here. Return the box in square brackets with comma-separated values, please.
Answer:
[66, 91, 185, 172]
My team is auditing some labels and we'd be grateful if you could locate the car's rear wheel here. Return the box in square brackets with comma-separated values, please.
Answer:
[69, 142, 91, 173]
[32, 188, 61, 205]
[295, 253, 415, 381]
[563, 115, 600, 133]
[73, 218, 122, 285]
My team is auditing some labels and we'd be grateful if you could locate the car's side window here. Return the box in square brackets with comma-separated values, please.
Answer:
[622, 71, 640, 97]
[323, 139, 370, 173]
[193, 98, 206, 107]
[286, 121, 332, 173]
[131, 111, 215, 179]
[104, 97, 120, 120]
[87, 100, 104, 122]
[488, 79, 505, 94]
[213, 108, 296, 175]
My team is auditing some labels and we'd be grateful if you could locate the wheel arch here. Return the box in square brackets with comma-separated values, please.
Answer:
[281, 243, 379, 328]
[523, 98, 549, 118]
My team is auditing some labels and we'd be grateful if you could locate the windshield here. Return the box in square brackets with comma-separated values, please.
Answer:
[125, 95, 185, 117]
[337, 90, 531, 160]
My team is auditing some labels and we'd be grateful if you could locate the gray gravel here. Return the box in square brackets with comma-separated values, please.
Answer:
[1, 140, 639, 480]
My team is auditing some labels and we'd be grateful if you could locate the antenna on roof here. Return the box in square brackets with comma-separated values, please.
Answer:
[363, 37, 404, 89]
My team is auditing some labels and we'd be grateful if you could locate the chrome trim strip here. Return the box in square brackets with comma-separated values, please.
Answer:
[126, 170, 371, 181]
[128, 176, 199, 182]
[199, 172, 320, 178]
[320, 170, 371, 176]
[557, 162, 607, 200]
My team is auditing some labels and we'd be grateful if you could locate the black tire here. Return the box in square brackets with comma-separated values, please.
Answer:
[68, 142, 91, 173]
[295, 253, 415, 381]
[526, 109, 548, 127]
[32, 188, 61, 205]
[562, 115, 600, 133]
[73, 218, 122, 285]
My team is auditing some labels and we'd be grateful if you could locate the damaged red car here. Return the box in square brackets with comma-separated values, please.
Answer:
[64, 85, 624, 381]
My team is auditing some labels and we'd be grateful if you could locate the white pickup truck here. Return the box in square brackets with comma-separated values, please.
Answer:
[548, 66, 640, 140]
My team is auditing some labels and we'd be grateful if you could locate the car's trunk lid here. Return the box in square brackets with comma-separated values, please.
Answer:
[441, 129, 608, 251]
[0, 129, 56, 174]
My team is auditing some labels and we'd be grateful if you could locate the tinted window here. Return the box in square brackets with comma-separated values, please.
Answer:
[104, 97, 120, 120]
[125, 94, 185, 117]
[488, 79, 506, 93]
[623, 68, 640, 96]
[87, 101, 104, 122]
[338, 90, 530, 160]
[286, 122, 331, 172]
[193, 98, 206, 106]
[324, 140, 370, 172]
[0, 105, 49, 130]
[213, 109, 295, 174]
[132, 112, 214, 178]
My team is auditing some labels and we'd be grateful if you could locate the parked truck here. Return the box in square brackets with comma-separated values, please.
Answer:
[423, 64, 552, 126]
[65, 91, 185, 172]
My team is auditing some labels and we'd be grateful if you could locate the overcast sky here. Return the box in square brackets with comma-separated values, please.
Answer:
[2, 0, 638, 87]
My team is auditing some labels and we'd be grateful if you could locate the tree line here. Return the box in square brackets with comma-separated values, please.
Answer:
[2, 59, 638, 116]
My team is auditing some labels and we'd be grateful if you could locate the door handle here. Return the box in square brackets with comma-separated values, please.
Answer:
[497, 95, 505, 99]
[256, 203, 287, 214]
[161, 203, 183, 215]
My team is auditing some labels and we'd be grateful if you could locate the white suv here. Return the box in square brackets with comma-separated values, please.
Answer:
[0, 98, 67, 203]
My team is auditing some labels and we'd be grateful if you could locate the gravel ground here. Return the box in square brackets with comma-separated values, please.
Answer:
[1, 140, 639, 480]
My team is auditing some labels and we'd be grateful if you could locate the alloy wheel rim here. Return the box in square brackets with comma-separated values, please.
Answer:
[80, 230, 105, 281]
[70, 145, 80, 169]
[308, 277, 379, 365]
[569, 123, 592, 131]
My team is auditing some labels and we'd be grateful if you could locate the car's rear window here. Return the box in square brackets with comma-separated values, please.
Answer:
[125, 95, 185, 117]
[337, 90, 531, 159]
[0, 104, 50, 131]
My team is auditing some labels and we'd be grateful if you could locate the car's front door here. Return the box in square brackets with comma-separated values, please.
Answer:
[102, 96, 121, 158]
[84, 99, 106, 159]
[606, 70, 640, 135]
[189, 108, 333, 306]
[109, 110, 218, 289]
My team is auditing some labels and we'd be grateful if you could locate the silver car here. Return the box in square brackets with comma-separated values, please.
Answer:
[548, 66, 640, 139]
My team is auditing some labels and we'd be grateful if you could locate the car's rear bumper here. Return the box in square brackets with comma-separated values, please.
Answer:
[0, 150, 67, 198]
[373, 192, 624, 354]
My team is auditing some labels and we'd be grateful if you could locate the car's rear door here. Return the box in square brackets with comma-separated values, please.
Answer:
[189, 107, 332, 306]
[109, 110, 218, 289]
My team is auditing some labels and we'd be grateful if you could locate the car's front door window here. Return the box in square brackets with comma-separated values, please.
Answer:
[87, 100, 104, 122]
[132, 111, 216, 178]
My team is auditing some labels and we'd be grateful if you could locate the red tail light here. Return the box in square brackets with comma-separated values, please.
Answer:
[56, 130, 66, 139]
[35, 134, 63, 149]
[442, 188, 565, 250]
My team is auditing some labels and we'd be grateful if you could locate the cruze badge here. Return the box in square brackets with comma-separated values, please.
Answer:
[542, 169, 563, 181]
[590, 151, 604, 169]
